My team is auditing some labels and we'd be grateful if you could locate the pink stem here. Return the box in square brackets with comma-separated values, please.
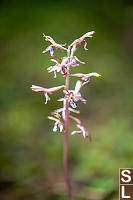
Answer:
[64, 47, 72, 200]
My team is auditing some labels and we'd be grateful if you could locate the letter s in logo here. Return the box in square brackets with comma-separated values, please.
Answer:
[121, 170, 131, 183]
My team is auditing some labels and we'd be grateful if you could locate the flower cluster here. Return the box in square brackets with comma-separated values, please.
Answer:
[31, 31, 101, 139]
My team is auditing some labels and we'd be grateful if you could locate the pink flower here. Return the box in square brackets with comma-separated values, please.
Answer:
[48, 115, 64, 132]
[69, 72, 101, 81]
[70, 44, 85, 66]
[71, 124, 90, 139]
[58, 81, 86, 108]
[68, 56, 85, 67]
[42, 45, 54, 56]
[47, 62, 61, 78]
[43, 34, 67, 51]
[47, 57, 69, 78]
[73, 56, 85, 65]
[31, 85, 65, 104]
[70, 31, 95, 50]
[68, 80, 87, 107]
[51, 105, 80, 121]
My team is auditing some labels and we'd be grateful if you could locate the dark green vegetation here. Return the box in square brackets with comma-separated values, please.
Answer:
[0, 0, 133, 199]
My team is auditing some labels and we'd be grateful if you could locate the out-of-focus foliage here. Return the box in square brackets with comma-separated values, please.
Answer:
[0, 0, 133, 199]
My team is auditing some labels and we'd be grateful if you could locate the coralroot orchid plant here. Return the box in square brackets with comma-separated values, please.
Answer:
[31, 31, 101, 200]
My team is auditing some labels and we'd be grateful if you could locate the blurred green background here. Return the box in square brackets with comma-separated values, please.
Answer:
[0, 0, 133, 199]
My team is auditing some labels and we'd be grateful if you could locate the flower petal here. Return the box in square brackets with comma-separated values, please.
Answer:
[42, 45, 53, 54]
[69, 73, 85, 78]
[53, 121, 58, 132]
[70, 99, 77, 108]
[74, 81, 82, 95]
[74, 56, 85, 64]
[84, 40, 88, 50]
[69, 115, 81, 125]
[51, 108, 63, 114]
[59, 124, 63, 132]
[83, 31, 95, 38]
[60, 57, 68, 67]
[82, 80, 90, 86]
[48, 116, 59, 122]
[44, 92, 50, 104]
[70, 44, 77, 58]
[86, 72, 101, 78]
[57, 98, 65, 102]
[79, 96, 87, 104]
[71, 130, 81, 135]
[71, 62, 79, 67]
[31, 85, 47, 92]
[45, 85, 65, 93]
[54, 43, 67, 51]
[54, 71, 57, 78]
[69, 72, 101, 81]
[68, 108, 80, 114]
[47, 64, 58, 73]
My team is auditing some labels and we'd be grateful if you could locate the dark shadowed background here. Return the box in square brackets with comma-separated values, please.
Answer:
[0, 0, 133, 199]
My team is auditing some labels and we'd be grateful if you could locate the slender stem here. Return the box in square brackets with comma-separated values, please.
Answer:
[64, 47, 72, 200]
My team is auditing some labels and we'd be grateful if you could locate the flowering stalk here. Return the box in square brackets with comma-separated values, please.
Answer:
[63, 46, 72, 200]
[31, 31, 101, 199]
